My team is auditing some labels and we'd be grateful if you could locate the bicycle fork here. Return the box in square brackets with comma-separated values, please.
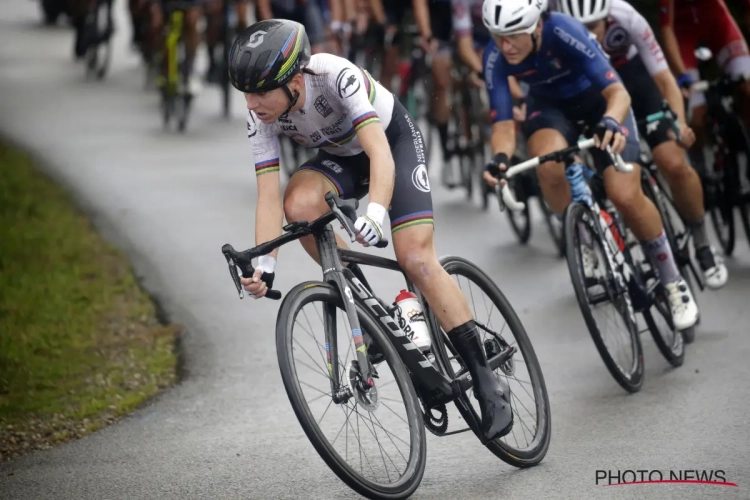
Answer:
[567, 163, 641, 322]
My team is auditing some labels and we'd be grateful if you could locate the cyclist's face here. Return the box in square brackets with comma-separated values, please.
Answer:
[585, 20, 606, 44]
[245, 88, 288, 123]
[493, 32, 534, 63]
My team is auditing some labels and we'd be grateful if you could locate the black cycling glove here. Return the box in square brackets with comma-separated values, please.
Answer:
[595, 116, 622, 142]
[484, 152, 510, 180]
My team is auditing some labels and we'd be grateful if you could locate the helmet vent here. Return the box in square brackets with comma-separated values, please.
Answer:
[495, 5, 502, 25]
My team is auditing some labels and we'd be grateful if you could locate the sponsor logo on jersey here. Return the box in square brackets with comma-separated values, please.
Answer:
[604, 24, 630, 53]
[281, 124, 298, 132]
[310, 130, 322, 142]
[549, 58, 562, 70]
[314, 95, 333, 117]
[554, 27, 596, 59]
[247, 113, 257, 138]
[404, 114, 426, 163]
[321, 113, 348, 136]
[606, 70, 616, 81]
[412, 164, 430, 193]
[321, 159, 343, 174]
[485, 49, 500, 89]
[336, 68, 361, 98]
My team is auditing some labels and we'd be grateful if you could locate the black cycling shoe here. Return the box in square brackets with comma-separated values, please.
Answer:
[449, 321, 513, 442]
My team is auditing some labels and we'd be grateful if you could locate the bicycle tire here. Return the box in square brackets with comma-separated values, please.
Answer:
[427, 256, 551, 468]
[504, 176, 531, 244]
[276, 281, 426, 500]
[564, 202, 644, 393]
[642, 293, 685, 367]
[539, 195, 565, 257]
[728, 115, 750, 249]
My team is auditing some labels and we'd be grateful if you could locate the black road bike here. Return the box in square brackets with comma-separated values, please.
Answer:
[221, 193, 551, 499]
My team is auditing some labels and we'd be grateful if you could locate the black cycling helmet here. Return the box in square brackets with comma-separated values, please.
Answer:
[228, 19, 311, 94]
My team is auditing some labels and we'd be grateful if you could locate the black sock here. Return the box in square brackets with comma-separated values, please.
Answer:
[436, 123, 450, 160]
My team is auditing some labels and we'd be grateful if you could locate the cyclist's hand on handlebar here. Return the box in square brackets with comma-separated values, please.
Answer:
[483, 153, 509, 188]
[354, 202, 386, 247]
[419, 35, 438, 54]
[676, 121, 696, 148]
[677, 72, 695, 100]
[594, 116, 626, 154]
[469, 71, 485, 89]
[240, 268, 273, 299]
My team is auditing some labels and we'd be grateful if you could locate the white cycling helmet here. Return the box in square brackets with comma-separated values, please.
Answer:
[557, 0, 612, 24]
[482, 0, 547, 36]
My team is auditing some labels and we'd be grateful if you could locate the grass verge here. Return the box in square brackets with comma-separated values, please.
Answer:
[0, 141, 179, 462]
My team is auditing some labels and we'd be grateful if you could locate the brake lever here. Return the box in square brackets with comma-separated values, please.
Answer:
[223, 251, 245, 299]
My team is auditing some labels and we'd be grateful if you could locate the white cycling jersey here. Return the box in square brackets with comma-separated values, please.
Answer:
[248, 53, 395, 176]
[597, 0, 668, 76]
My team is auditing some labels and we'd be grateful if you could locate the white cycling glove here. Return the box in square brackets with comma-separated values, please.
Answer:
[354, 203, 386, 246]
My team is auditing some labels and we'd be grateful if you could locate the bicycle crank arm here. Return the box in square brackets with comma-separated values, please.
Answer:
[453, 345, 517, 394]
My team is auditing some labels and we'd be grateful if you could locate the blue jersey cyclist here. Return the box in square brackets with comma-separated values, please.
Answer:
[480, 0, 699, 330]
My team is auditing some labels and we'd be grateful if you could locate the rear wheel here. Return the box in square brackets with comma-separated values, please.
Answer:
[427, 257, 551, 468]
[564, 202, 644, 393]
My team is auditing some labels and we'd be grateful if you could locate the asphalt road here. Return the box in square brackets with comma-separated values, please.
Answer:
[1, 2, 749, 499]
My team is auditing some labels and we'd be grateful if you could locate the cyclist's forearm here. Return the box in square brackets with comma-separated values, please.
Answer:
[509, 77, 525, 100]
[660, 26, 687, 76]
[653, 69, 687, 125]
[255, 187, 284, 259]
[367, 153, 395, 211]
[257, 0, 273, 21]
[411, 0, 432, 39]
[328, 0, 343, 22]
[601, 83, 631, 124]
[491, 121, 516, 160]
[457, 36, 482, 74]
[368, 0, 386, 25]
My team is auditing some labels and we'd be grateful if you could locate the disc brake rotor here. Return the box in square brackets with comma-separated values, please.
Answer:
[346, 361, 379, 412]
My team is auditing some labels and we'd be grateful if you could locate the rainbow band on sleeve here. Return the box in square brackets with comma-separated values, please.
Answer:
[352, 111, 379, 132]
[255, 158, 280, 176]
[390, 211, 434, 233]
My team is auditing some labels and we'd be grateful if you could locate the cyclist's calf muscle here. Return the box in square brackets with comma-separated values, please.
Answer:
[651, 141, 705, 222]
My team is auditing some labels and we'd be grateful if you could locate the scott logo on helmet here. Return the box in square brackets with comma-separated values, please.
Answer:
[246, 30, 267, 49]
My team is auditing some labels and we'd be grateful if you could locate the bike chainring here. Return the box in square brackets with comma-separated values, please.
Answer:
[423, 404, 449, 436]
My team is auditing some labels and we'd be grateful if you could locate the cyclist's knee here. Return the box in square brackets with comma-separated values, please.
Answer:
[393, 228, 436, 281]
[605, 167, 645, 216]
[536, 160, 566, 189]
[283, 172, 329, 221]
[653, 142, 692, 180]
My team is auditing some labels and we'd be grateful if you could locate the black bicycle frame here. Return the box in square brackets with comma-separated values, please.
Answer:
[314, 224, 517, 407]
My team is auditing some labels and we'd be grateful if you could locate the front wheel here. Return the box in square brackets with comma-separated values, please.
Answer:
[564, 202, 644, 393]
[427, 257, 551, 468]
[276, 281, 426, 500]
